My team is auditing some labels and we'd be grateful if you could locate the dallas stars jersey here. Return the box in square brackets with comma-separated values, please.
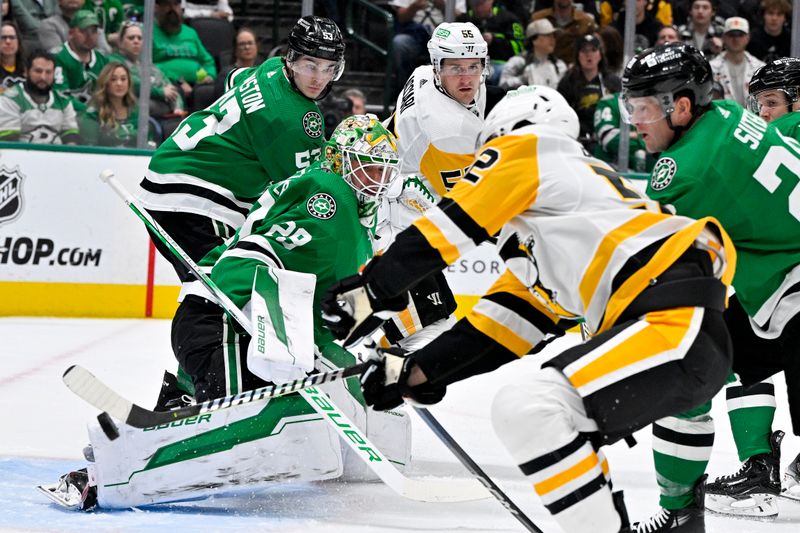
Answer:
[647, 100, 800, 337]
[386, 65, 486, 198]
[141, 57, 326, 229]
[0, 83, 79, 144]
[375, 124, 734, 342]
[772, 110, 800, 140]
[53, 43, 109, 110]
[202, 161, 373, 341]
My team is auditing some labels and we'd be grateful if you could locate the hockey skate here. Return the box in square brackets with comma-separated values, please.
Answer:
[705, 430, 783, 518]
[631, 475, 706, 532]
[37, 468, 97, 511]
[782, 451, 800, 502]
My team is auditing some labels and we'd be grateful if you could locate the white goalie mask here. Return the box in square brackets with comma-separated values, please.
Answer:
[428, 22, 489, 78]
[477, 85, 580, 147]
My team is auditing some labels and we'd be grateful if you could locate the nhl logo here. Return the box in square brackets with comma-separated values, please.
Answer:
[307, 193, 336, 219]
[650, 157, 677, 191]
[0, 166, 23, 226]
[303, 111, 323, 138]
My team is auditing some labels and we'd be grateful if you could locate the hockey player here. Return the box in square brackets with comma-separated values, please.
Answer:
[321, 85, 736, 533]
[622, 42, 800, 524]
[140, 15, 345, 285]
[387, 21, 500, 198]
[44, 115, 410, 511]
[695, 56, 800, 518]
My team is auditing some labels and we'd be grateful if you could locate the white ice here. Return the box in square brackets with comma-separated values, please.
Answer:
[1, 316, 799, 532]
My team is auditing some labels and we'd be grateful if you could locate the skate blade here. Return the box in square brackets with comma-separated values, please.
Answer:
[36, 483, 82, 510]
[706, 492, 778, 519]
[780, 489, 800, 503]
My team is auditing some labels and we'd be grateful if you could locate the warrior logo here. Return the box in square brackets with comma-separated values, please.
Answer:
[651, 157, 677, 191]
[307, 193, 336, 219]
[0, 166, 23, 226]
[303, 111, 323, 138]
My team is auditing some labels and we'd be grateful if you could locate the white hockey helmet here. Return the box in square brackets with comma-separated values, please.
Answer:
[477, 85, 580, 147]
[428, 22, 488, 73]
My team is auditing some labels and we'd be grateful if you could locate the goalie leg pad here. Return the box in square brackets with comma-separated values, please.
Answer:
[89, 393, 343, 509]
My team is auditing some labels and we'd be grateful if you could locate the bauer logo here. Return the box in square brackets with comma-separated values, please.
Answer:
[302, 111, 323, 138]
[650, 157, 677, 191]
[307, 193, 336, 219]
[0, 166, 23, 226]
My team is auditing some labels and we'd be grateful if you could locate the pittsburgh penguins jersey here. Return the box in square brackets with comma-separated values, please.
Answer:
[0, 83, 79, 144]
[387, 65, 486, 198]
[141, 57, 325, 230]
[373, 124, 735, 340]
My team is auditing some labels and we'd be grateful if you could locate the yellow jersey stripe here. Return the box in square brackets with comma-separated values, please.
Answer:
[466, 312, 533, 356]
[534, 452, 599, 496]
[413, 216, 461, 264]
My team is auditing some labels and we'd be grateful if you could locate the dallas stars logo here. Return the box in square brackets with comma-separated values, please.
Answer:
[307, 193, 336, 219]
[650, 157, 677, 191]
[303, 111, 323, 138]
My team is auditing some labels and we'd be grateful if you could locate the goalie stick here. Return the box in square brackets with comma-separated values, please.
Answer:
[92, 170, 490, 504]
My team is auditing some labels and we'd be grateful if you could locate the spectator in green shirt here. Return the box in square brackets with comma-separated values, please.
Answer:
[53, 9, 109, 111]
[79, 60, 144, 147]
[152, 0, 216, 97]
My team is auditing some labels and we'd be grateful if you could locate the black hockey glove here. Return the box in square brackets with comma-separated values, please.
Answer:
[321, 259, 408, 347]
[360, 347, 446, 411]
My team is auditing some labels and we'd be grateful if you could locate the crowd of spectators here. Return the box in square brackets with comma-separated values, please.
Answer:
[0, 0, 794, 158]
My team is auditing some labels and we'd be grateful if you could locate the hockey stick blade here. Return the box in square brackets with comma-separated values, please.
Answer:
[63, 362, 370, 428]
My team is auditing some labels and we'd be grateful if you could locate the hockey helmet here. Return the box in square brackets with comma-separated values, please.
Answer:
[324, 115, 400, 218]
[477, 85, 580, 147]
[428, 22, 488, 74]
[285, 16, 346, 99]
[747, 57, 800, 115]
[621, 42, 712, 124]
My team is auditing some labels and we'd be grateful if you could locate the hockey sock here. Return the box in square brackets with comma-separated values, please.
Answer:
[652, 403, 714, 509]
[726, 377, 775, 461]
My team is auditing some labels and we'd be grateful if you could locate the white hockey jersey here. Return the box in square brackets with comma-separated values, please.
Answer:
[387, 65, 486, 198]
[404, 124, 736, 336]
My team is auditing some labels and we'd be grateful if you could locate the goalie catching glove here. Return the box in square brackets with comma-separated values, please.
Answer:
[320, 257, 408, 346]
[360, 347, 446, 410]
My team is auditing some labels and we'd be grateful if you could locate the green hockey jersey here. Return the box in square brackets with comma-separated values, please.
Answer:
[772, 111, 800, 140]
[53, 43, 109, 111]
[141, 56, 326, 230]
[647, 100, 800, 336]
[203, 161, 373, 345]
[593, 93, 655, 172]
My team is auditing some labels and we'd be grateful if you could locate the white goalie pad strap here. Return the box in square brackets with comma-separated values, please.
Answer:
[247, 265, 316, 383]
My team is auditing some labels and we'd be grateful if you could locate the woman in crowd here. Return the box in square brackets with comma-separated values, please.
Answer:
[214, 27, 260, 98]
[0, 21, 25, 94]
[557, 33, 621, 149]
[109, 21, 183, 117]
[80, 61, 143, 147]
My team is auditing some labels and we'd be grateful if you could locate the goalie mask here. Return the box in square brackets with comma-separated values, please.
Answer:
[427, 22, 488, 104]
[323, 115, 401, 219]
[285, 16, 345, 100]
[478, 85, 580, 147]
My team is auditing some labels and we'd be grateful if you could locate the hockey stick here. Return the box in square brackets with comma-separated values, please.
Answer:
[63, 362, 370, 428]
[414, 408, 544, 532]
[96, 170, 490, 503]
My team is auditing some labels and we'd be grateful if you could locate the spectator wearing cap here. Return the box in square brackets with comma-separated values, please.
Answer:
[10, 0, 58, 52]
[500, 18, 566, 90]
[531, 0, 597, 66]
[557, 33, 621, 147]
[710, 16, 764, 105]
[678, 0, 725, 58]
[611, 0, 663, 50]
[53, 9, 109, 111]
[39, 0, 112, 54]
[457, 0, 524, 85]
[746, 0, 791, 63]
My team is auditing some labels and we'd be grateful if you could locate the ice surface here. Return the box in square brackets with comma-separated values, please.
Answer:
[1, 317, 799, 532]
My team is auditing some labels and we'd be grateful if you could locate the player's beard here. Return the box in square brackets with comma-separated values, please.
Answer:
[25, 78, 52, 97]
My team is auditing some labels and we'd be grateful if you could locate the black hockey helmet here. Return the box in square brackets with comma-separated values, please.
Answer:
[287, 16, 345, 63]
[285, 16, 345, 100]
[747, 57, 800, 113]
[622, 42, 713, 112]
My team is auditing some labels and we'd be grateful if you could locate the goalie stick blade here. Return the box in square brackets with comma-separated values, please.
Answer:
[63, 365, 135, 426]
